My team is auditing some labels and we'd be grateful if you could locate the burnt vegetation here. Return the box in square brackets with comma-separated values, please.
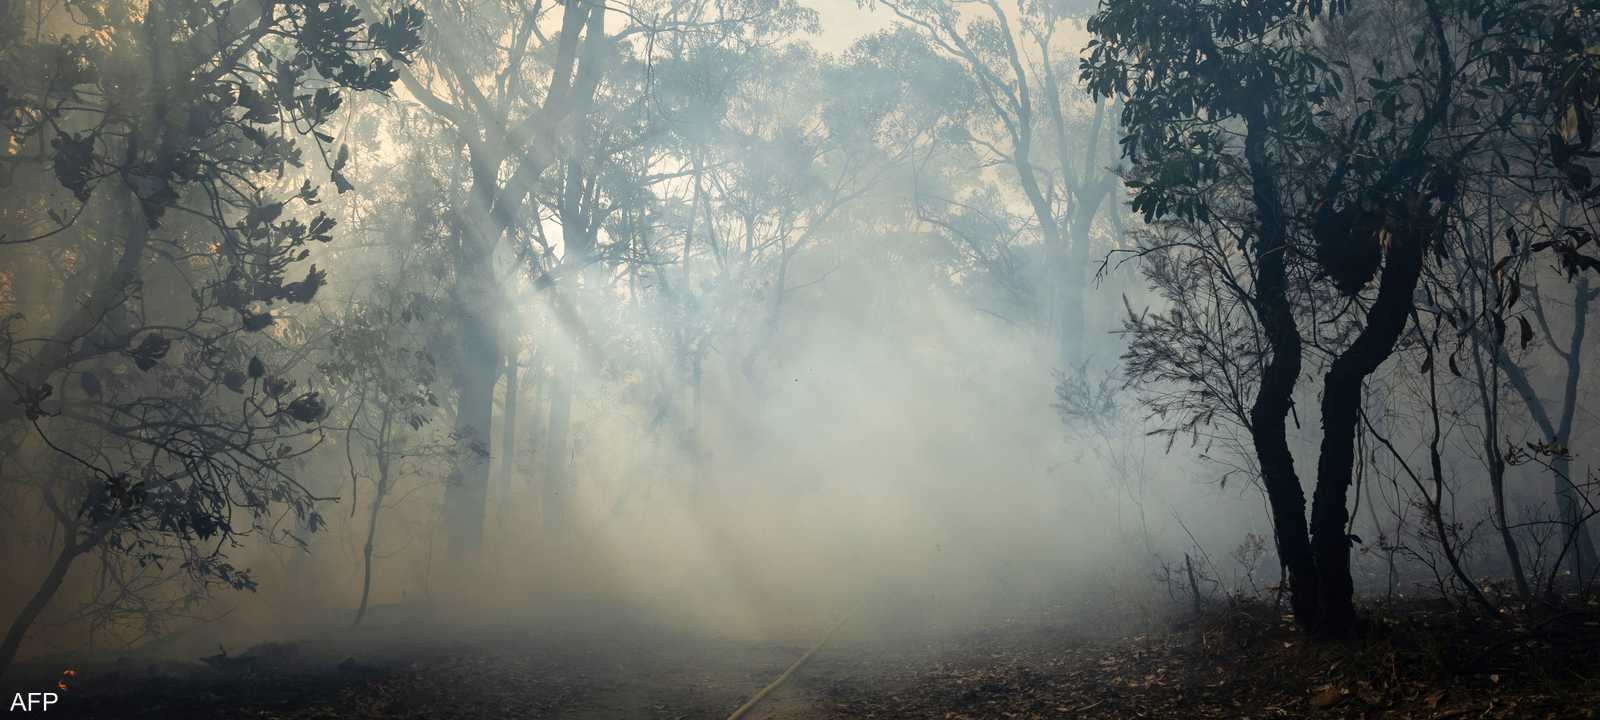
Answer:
[3, 0, 1600, 716]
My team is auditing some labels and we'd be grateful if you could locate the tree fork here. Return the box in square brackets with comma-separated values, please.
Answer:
[1310, 212, 1430, 637]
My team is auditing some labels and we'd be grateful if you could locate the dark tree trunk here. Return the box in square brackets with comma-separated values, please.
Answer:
[1469, 325, 1532, 600]
[1310, 218, 1429, 637]
[1420, 337, 1498, 614]
[1, 535, 82, 678]
[353, 422, 390, 629]
[353, 489, 382, 628]
[1241, 110, 1319, 629]
[1554, 452, 1599, 581]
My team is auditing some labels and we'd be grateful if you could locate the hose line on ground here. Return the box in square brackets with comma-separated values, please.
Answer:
[725, 614, 849, 720]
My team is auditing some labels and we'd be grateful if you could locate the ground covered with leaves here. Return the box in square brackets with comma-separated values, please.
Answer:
[22, 598, 1600, 719]
[797, 599, 1600, 720]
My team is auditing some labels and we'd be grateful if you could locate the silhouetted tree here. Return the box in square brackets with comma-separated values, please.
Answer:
[0, 0, 422, 674]
[1085, 0, 1575, 635]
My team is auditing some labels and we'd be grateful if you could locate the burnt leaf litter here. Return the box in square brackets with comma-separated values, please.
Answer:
[37, 598, 1600, 719]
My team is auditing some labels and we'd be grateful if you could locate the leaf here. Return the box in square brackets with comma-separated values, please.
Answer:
[278, 265, 326, 303]
[1550, 132, 1572, 166]
[248, 356, 266, 379]
[50, 131, 96, 202]
[242, 311, 275, 332]
[285, 392, 326, 424]
[1448, 354, 1462, 377]
[128, 334, 172, 371]
[246, 202, 284, 227]
[1420, 354, 1433, 374]
[1518, 316, 1534, 349]
[308, 212, 337, 241]
[79, 371, 101, 397]
[237, 83, 276, 123]
[1566, 162, 1593, 191]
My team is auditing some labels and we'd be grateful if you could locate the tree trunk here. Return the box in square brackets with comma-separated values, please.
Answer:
[444, 164, 505, 559]
[1241, 110, 1319, 629]
[353, 425, 390, 629]
[542, 356, 574, 537]
[1554, 451, 1598, 582]
[1005, 122, 1069, 367]
[1462, 209, 1532, 600]
[0, 187, 148, 426]
[522, 351, 546, 485]
[1485, 446, 1531, 599]
[445, 328, 497, 557]
[1061, 206, 1095, 362]
[1, 536, 81, 678]
[1419, 341, 1498, 614]
[499, 350, 521, 490]
[1469, 320, 1531, 599]
[540, 156, 599, 540]
[1496, 274, 1598, 584]
[1310, 215, 1429, 636]
[1554, 275, 1597, 580]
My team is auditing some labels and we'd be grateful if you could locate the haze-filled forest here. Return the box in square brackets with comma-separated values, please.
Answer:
[3, 0, 1600, 716]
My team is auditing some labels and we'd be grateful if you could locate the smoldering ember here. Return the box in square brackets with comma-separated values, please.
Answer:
[3, 0, 1600, 717]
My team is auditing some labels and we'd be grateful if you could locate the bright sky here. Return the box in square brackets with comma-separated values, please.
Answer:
[804, 0, 896, 52]
[800, 0, 1096, 61]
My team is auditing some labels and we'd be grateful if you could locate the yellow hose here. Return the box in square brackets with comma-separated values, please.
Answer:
[725, 615, 849, 720]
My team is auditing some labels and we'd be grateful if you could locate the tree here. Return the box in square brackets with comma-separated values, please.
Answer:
[877, 0, 1123, 365]
[396, 0, 612, 554]
[1513, 271, 1600, 582]
[0, 0, 422, 674]
[394, 0, 818, 551]
[318, 283, 444, 627]
[1084, 0, 1566, 634]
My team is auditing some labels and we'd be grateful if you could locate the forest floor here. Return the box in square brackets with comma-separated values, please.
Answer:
[19, 597, 1600, 719]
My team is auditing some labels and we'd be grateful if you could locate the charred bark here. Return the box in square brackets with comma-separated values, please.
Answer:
[1311, 211, 1430, 636]
[1241, 109, 1319, 630]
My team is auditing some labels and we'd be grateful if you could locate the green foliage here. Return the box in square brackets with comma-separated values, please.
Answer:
[0, 0, 428, 655]
[1082, 0, 1339, 225]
